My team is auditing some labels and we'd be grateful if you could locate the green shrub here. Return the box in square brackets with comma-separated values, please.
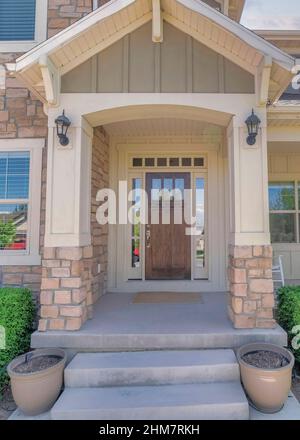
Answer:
[277, 285, 300, 363]
[0, 288, 35, 396]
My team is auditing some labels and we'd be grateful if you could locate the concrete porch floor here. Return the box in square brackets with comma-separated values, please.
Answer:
[31, 292, 287, 352]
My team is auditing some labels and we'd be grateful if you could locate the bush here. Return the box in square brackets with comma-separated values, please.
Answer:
[277, 286, 300, 363]
[0, 288, 35, 396]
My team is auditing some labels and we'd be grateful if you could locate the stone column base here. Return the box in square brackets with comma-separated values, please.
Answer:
[38, 246, 93, 331]
[228, 245, 276, 329]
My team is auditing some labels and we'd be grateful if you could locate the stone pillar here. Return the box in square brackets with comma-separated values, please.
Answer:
[227, 112, 275, 329]
[39, 115, 93, 331]
[228, 245, 275, 329]
[39, 245, 93, 331]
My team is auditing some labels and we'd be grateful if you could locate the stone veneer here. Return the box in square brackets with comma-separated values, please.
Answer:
[38, 126, 109, 331]
[48, 0, 94, 38]
[228, 245, 276, 329]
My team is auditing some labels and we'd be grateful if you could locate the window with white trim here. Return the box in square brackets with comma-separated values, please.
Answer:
[0, 139, 44, 265]
[269, 181, 300, 243]
[0, 0, 47, 52]
[0, 152, 30, 251]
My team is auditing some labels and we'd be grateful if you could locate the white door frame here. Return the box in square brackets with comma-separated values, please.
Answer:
[108, 139, 227, 292]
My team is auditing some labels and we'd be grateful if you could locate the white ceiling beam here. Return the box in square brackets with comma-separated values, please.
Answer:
[152, 0, 163, 43]
[255, 55, 272, 106]
[39, 55, 61, 106]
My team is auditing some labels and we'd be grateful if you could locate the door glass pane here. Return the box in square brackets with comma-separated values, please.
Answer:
[175, 178, 184, 200]
[195, 178, 205, 269]
[270, 213, 296, 243]
[131, 179, 141, 268]
[269, 182, 295, 211]
[0, 204, 28, 250]
[151, 178, 161, 201]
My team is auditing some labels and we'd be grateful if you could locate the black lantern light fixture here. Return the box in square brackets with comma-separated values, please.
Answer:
[55, 110, 71, 146]
[245, 109, 261, 146]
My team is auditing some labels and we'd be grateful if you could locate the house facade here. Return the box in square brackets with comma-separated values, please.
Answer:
[0, 0, 300, 333]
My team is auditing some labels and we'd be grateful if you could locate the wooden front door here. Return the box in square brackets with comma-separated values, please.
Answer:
[145, 173, 191, 280]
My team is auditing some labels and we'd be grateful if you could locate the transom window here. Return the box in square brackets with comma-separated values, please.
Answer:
[0, 152, 30, 251]
[269, 181, 300, 243]
[131, 157, 205, 168]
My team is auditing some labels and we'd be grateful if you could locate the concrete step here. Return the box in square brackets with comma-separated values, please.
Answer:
[65, 349, 239, 387]
[51, 382, 249, 420]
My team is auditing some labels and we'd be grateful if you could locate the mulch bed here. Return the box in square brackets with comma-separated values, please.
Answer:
[0, 385, 16, 420]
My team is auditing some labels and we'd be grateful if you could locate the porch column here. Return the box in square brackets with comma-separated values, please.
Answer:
[227, 111, 275, 329]
[39, 116, 93, 331]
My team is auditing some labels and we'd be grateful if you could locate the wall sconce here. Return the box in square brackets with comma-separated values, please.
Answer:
[55, 110, 71, 146]
[245, 109, 261, 146]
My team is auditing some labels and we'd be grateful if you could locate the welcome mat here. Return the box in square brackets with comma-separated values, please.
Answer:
[132, 292, 203, 304]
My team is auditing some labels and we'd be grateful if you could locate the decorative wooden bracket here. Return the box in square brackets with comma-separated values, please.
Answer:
[255, 55, 272, 107]
[152, 0, 163, 43]
[39, 55, 60, 107]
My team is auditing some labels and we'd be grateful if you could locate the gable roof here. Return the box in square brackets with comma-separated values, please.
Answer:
[10, 0, 295, 105]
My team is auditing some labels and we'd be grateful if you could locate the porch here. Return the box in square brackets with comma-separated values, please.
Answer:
[31, 292, 286, 352]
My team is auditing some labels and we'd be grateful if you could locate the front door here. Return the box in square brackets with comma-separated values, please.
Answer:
[145, 173, 191, 280]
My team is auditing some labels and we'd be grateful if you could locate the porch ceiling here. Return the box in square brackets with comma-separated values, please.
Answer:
[103, 117, 223, 137]
[9, 0, 295, 106]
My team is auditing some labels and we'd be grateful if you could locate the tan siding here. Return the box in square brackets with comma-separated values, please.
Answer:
[61, 22, 255, 94]
[224, 58, 255, 93]
[192, 39, 219, 92]
[61, 58, 93, 93]
[98, 40, 123, 92]
[160, 22, 187, 92]
[129, 22, 155, 92]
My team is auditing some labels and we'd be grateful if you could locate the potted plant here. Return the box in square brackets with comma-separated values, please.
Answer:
[237, 343, 294, 414]
[7, 348, 67, 416]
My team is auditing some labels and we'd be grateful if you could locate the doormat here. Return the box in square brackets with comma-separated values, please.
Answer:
[132, 292, 203, 304]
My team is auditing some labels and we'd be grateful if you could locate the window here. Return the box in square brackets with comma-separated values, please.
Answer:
[131, 156, 206, 168]
[0, 152, 29, 251]
[0, 0, 47, 52]
[269, 181, 299, 243]
[0, 139, 44, 265]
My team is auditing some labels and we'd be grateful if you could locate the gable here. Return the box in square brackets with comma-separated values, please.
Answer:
[61, 22, 254, 94]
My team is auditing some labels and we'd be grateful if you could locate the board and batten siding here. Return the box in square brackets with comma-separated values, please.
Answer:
[61, 22, 255, 94]
[268, 144, 300, 280]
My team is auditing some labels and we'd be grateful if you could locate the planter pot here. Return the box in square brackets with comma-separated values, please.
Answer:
[7, 348, 67, 416]
[237, 343, 294, 414]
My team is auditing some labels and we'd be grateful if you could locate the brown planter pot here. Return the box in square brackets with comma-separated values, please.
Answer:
[7, 348, 67, 416]
[237, 343, 294, 414]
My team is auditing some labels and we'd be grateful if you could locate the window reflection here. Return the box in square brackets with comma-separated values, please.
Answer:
[131, 178, 141, 268]
[195, 178, 205, 269]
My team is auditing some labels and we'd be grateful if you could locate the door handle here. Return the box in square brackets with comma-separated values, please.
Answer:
[146, 225, 151, 248]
